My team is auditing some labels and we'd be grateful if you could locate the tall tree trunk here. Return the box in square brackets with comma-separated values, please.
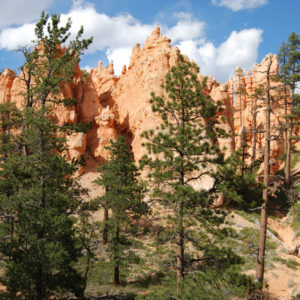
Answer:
[256, 56, 272, 284]
[114, 265, 120, 286]
[240, 91, 243, 128]
[284, 86, 291, 186]
[241, 127, 247, 177]
[177, 107, 185, 296]
[286, 58, 297, 186]
[176, 201, 184, 299]
[251, 112, 257, 173]
[103, 197, 108, 245]
[36, 123, 46, 299]
[36, 266, 43, 300]
[84, 256, 90, 281]
[285, 126, 291, 186]
[114, 221, 120, 286]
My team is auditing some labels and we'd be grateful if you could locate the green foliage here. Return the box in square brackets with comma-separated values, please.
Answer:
[278, 32, 300, 98]
[291, 151, 300, 169]
[141, 54, 226, 207]
[0, 107, 86, 299]
[0, 12, 92, 299]
[0, 102, 22, 160]
[19, 11, 92, 108]
[285, 201, 300, 237]
[94, 136, 147, 284]
[216, 150, 263, 209]
[61, 121, 93, 134]
[273, 257, 300, 270]
[292, 293, 300, 300]
[140, 55, 254, 299]
[136, 249, 258, 300]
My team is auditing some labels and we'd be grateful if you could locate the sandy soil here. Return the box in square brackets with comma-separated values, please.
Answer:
[76, 156, 300, 300]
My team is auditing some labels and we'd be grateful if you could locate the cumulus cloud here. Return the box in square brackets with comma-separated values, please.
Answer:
[165, 12, 205, 42]
[82, 65, 92, 73]
[0, 0, 53, 28]
[0, 23, 36, 50]
[60, 5, 154, 53]
[177, 28, 263, 82]
[211, 0, 267, 11]
[0, 1, 263, 81]
[106, 47, 132, 75]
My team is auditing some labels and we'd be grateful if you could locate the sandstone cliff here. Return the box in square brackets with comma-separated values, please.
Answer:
[0, 27, 290, 174]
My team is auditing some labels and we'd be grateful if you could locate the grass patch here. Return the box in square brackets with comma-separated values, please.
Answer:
[285, 202, 300, 237]
[291, 152, 300, 169]
[224, 226, 278, 271]
[273, 257, 300, 270]
[234, 209, 259, 224]
[239, 227, 277, 250]
[267, 227, 279, 238]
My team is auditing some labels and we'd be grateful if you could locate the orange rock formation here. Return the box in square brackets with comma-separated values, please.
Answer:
[0, 27, 290, 173]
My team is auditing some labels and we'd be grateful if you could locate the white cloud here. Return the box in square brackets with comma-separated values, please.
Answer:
[0, 2, 263, 81]
[177, 28, 263, 82]
[296, 82, 300, 95]
[106, 47, 132, 76]
[0, 4, 207, 75]
[217, 29, 263, 67]
[82, 65, 92, 73]
[211, 0, 267, 11]
[60, 5, 155, 54]
[0, 3, 154, 55]
[0, 0, 53, 28]
[165, 13, 205, 42]
[0, 23, 36, 50]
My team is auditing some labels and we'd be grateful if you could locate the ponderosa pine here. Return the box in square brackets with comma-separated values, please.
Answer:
[0, 12, 92, 299]
[140, 55, 231, 298]
[94, 136, 147, 285]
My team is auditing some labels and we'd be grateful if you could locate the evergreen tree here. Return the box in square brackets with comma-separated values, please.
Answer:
[240, 126, 250, 177]
[249, 86, 265, 173]
[278, 41, 291, 181]
[234, 67, 247, 128]
[256, 54, 274, 285]
[0, 102, 21, 161]
[94, 136, 147, 285]
[140, 55, 235, 297]
[278, 32, 300, 186]
[0, 12, 92, 299]
[216, 149, 263, 210]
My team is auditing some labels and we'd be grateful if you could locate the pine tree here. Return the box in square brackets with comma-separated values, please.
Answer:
[140, 55, 231, 297]
[94, 136, 147, 285]
[240, 126, 250, 177]
[278, 32, 300, 186]
[0, 12, 92, 299]
[278, 41, 291, 181]
[249, 87, 264, 173]
[235, 67, 247, 128]
[256, 54, 274, 285]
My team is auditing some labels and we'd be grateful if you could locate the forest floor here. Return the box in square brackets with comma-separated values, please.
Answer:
[78, 155, 300, 300]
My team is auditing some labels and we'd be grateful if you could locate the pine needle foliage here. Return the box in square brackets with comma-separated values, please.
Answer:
[94, 136, 148, 286]
[0, 12, 92, 299]
[139, 55, 254, 297]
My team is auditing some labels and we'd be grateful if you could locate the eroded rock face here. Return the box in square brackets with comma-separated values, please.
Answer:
[109, 26, 180, 162]
[209, 78, 235, 155]
[0, 28, 293, 176]
[92, 107, 117, 162]
[0, 69, 15, 104]
[232, 54, 286, 174]
[66, 132, 87, 161]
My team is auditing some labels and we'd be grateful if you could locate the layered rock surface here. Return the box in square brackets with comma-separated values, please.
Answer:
[0, 27, 291, 173]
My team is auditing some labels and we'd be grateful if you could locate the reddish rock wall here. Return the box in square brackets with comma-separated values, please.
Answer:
[0, 28, 291, 174]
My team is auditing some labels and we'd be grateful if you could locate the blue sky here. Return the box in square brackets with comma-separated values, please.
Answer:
[0, 0, 299, 82]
